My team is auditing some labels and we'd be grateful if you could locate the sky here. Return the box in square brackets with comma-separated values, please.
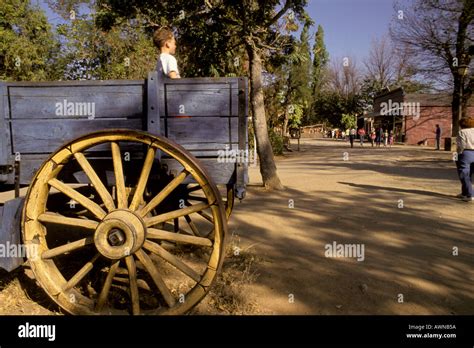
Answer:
[37, 0, 402, 65]
[306, 0, 400, 64]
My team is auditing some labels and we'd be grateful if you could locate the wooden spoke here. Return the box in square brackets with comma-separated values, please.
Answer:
[138, 170, 188, 217]
[96, 260, 119, 311]
[184, 215, 201, 237]
[74, 152, 115, 212]
[147, 227, 212, 247]
[113, 277, 151, 291]
[144, 241, 201, 282]
[48, 178, 106, 220]
[41, 237, 94, 259]
[125, 256, 140, 315]
[185, 200, 214, 223]
[38, 212, 98, 230]
[136, 249, 176, 307]
[129, 147, 156, 211]
[111, 142, 128, 209]
[145, 202, 210, 227]
[196, 210, 214, 223]
[186, 185, 202, 193]
[187, 195, 208, 202]
[63, 253, 100, 291]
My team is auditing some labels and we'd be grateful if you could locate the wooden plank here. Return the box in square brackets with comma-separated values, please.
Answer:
[163, 77, 239, 87]
[161, 158, 236, 185]
[166, 117, 230, 143]
[231, 88, 239, 117]
[8, 85, 144, 119]
[5, 79, 144, 87]
[11, 118, 143, 154]
[178, 143, 239, 151]
[165, 89, 232, 117]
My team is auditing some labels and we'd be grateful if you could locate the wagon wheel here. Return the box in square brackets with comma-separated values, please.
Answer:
[22, 129, 227, 315]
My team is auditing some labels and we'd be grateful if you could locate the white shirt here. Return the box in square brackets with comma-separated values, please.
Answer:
[456, 128, 474, 153]
[159, 53, 180, 78]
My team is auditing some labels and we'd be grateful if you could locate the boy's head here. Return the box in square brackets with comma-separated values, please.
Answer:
[153, 28, 176, 54]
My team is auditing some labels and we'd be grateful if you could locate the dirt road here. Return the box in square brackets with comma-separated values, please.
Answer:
[228, 138, 473, 314]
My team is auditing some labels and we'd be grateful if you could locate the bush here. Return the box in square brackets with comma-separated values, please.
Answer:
[268, 128, 284, 155]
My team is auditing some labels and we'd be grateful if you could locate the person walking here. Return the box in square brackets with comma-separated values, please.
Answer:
[383, 129, 389, 147]
[376, 127, 383, 147]
[370, 131, 376, 147]
[455, 117, 474, 202]
[389, 130, 394, 148]
[349, 128, 356, 148]
[435, 124, 442, 150]
[358, 128, 366, 146]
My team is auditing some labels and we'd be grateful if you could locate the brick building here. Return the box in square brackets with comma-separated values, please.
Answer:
[366, 88, 474, 146]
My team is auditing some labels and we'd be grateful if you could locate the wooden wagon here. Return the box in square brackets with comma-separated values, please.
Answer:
[0, 68, 249, 315]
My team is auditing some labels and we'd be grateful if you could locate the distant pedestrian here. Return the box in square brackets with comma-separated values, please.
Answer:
[358, 128, 366, 146]
[376, 127, 383, 147]
[349, 128, 356, 148]
[383, 129, 388, 147]
[435, 124, 441, 150]
[455, 117, 474, 202]
[370, 131, 376, 147]
[389, 130, 394, 148]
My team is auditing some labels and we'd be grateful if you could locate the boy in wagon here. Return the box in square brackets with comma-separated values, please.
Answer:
[153, 27, 181, 79]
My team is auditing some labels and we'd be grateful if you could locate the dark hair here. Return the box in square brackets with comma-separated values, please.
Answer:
[153, 27, 174, 49]
[436, 124, 439, 127]
[460, 117, 474, 129]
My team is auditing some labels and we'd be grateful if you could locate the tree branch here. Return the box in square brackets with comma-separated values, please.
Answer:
[266, 0, 293, 27]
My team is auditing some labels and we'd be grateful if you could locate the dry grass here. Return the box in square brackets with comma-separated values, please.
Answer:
[191, 232, 265, 314]
[0, 268, 58, 315]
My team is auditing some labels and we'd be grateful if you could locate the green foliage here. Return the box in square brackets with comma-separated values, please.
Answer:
[268, 128, 284, 155]
[52, 3, 157, 80]
[341, 113, 356, 130]
[288, 103, 304, 128]
[311, 25, 328, 95]
[307, 24, 329, 125]
[312, 91, 363, 128]
[0, 0, 59, 81]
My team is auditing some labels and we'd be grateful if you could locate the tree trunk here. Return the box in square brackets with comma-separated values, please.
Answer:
[282, 111, 289, 137]
[246, 44, 284, 190]
[452, 75, 464, 137]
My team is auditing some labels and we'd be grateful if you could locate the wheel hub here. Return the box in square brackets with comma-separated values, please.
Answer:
[108, 229, 126, 246]
[94, 210, 146, 259]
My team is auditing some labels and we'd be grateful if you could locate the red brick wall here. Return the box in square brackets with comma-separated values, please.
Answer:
[404, 106, 474, 146]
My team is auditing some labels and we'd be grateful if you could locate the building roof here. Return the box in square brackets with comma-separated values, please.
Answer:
[405, 93, 466, 106]
[374, 87, 474, 108]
